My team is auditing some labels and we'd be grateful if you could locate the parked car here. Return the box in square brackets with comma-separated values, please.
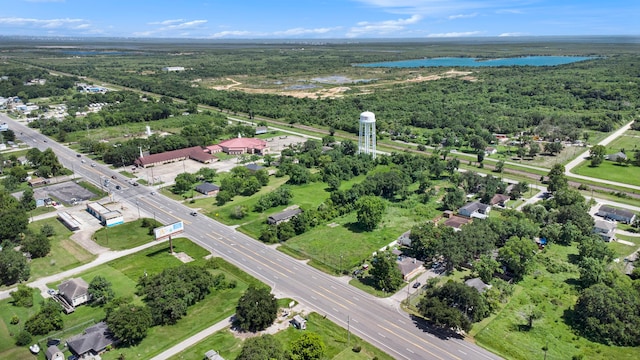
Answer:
[413, 282, 421, 289]
[47, 288, 57, 295]
[190, 211, 197, 216]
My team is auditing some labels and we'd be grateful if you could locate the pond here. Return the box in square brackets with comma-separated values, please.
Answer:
[356, 56, 596, 68]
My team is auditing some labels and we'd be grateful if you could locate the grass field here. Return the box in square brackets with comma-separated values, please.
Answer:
[93, 218, 159, 250]
[170, 312, 393, 360]
[26, 217, 95, 280]
[572, 160, 640, 187]
[0, 238, 263, 360]
[473, 243, 639, 360]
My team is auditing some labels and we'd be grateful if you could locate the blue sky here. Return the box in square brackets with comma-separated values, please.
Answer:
[0, 0, 637, 38]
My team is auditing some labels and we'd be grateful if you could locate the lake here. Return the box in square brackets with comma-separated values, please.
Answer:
[356, 56, 596, 68]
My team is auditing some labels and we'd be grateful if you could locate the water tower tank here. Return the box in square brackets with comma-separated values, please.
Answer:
[358, 111, 376, 159]
[360, 111, 376, 124]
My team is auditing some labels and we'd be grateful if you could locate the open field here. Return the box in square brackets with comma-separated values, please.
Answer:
[26, 217, 96, 280]
[473, 244, 638, 360]
[573, 160, 640, 187]
[93, 218, 159, 250]
[170, 312, 393, 360]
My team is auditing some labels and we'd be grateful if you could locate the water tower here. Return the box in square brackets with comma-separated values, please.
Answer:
[358, 111, 376, 159]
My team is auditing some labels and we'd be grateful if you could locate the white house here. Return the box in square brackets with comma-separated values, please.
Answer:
[458, 202, 491, 219]
[58, 278, 90, 307]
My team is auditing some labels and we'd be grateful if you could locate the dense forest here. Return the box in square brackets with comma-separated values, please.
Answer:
[14, 42, 639, 145]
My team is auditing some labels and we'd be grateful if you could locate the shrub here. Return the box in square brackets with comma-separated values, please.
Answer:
[15, 330, 32, 346]
[352, 345, 362, 353]
[10, 315, 20, 325]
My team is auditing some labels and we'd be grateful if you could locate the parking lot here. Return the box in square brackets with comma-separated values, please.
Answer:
[44, 181, 96, 205]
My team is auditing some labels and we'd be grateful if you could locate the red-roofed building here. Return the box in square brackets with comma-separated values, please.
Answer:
[134, 146, 216, 168]
[217, 137, 268, 155]
[206, 145, 223, 154]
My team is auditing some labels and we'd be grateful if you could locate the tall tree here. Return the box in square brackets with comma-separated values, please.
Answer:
[235, 286, 278, 332]
[20, 188, 36, 211]
[589, 145, 606, 167]
[237, 334, 286, 360]
[356, 196, 386, 231]
[106, 303, 153, 346]
[88, 275, 115, 306]
[0, 249, 30, 285]
[498, 236, 538, 280]
[547, 164, 568, 193]
[370, 250, 404, 292]
[290, 332, 326, 360]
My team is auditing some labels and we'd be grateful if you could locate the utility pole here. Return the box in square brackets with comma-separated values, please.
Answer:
[347, 315, 350, 347]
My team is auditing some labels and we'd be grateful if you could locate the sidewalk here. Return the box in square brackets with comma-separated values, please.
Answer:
[0, 238, 168, 301]
[148, 315, 234, 360]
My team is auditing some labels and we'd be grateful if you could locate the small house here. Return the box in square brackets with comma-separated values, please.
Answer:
[465, 277, 492, 293]
[397, 255, 424, 281]
[292, 315, 307, 330]
[67, 322, 114, 358]
[489, 193, 511, 207]
[396, 230, 411, 247]
[443, 215, 473, 231]
[458, 202, 491, 219]
[485, 147, 497, 155]
[597, 205, 636, 224]
[58, 278, 89, 307]
[45, 345, 64, 360]
[195, 182, 220, 196]
[205, 349, 225, 360]
[245, 163, 264, 172]
[593, 219, 616, 242]
[267, 207, 302, 225]
[605, 152, 627, 162]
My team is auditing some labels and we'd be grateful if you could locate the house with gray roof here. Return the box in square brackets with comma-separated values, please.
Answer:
[605, 151, 627, 162]
[458, 202, 491, 219]
[205, 349, 225, 360]
[267, 207, 302, 225]
[195, 182, 220, 196]
[58, 278, 89, 307]
[67, 322, 114, 358]
[597, 205, 636, 224]
[593, 219, 616, 242]
[465, 277, 492, 293]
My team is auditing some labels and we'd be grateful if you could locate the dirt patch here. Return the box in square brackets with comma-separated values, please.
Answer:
[327, 222, 339, 228]
[173, 251, 194, 263]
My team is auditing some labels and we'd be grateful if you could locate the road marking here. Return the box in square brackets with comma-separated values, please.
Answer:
[333, 307, 340, 313]
[398, 319, 406, 325]
[378, 332, 386, 338]
[311, 289, 348, 310]
[352, 318, 359, 323]
[330, 285, 337, 290]
[380, 322, 461, 360]
[458, 350, 467, 355]
[406, 348, 415, 354]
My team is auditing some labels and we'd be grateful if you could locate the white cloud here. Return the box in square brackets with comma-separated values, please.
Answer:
[148, 19, 185, 25]
[347, 14, 422, 37]
[427, 31, 482, 37]
[135, 19, 207, 37]
[354, 0, 529, 18]
[448, 13, 477, 20]
[0, 17, 87, 29]
[499, 32, 527, 37]
[209, 30, 254, 38]
[273, 27, 340, 36]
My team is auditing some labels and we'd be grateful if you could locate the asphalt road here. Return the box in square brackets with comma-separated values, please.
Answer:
[4, 114, 502, 360]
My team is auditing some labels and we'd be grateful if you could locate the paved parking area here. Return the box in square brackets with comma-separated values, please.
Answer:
[43, 181, 96, 205]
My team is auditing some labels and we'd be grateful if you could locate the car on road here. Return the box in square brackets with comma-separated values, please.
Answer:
[413, 282, 421, 288]
[190, 211, 197, 216]
[91, 163, 96, 167]
[150, 191, 156, 195]
[76, 154, 81, 158]
[132, 182, 139, 186]
[111, 175, 117, 179]
[115, 185, 121, 190]
[43, 139, 47, 142]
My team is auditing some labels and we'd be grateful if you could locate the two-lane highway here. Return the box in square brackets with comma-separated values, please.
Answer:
[4, 114, 501, 360]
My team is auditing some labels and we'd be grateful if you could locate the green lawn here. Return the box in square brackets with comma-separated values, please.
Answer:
[473, 243, 639, 360]
[93, 218, 159, 250]
[26, 217, 95, 281]
[604, 130, 640, 153]
[0, 237, 263, 360]
[170, 313, 393, 360]
[573, 160, 640, 187]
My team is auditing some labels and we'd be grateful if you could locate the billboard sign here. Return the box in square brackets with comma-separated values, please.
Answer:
[154, 221, 184, 240]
